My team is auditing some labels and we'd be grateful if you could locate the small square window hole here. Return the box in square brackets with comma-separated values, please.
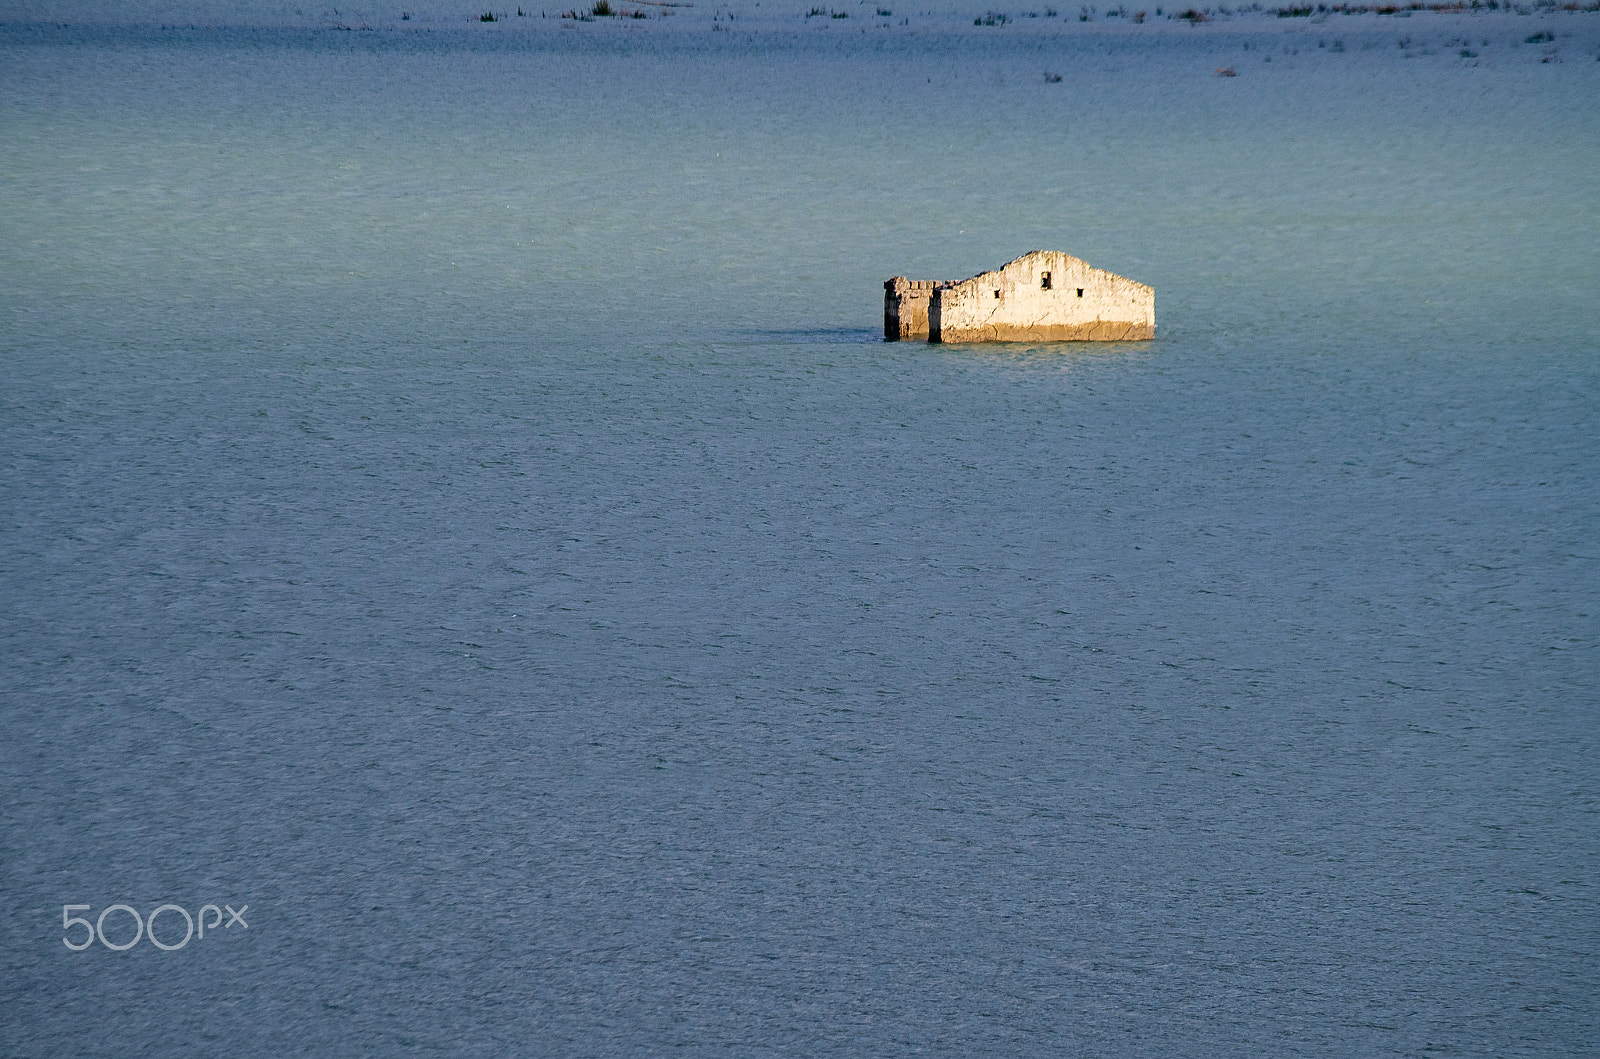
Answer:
[1076, 288, 1084, 297]
[1041, 272, 1052, 290]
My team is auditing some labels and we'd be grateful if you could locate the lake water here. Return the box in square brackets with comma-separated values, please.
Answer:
[3, 2, 1598, 1054]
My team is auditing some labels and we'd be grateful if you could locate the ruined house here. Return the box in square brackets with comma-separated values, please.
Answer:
[884, 251, 1154, 343]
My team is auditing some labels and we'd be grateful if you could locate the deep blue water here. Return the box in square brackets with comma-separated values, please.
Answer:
[3, 5, 1599, 1054]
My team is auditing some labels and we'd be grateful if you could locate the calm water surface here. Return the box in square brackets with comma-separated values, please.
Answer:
[3, 4, 1598, 1054]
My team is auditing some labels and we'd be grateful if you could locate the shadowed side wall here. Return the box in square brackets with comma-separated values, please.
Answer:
[929, 251, 1154, 343]
[884, 278, 947, 340]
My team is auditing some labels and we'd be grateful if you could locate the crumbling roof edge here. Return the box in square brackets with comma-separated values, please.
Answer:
[945, 250, 1150, 295]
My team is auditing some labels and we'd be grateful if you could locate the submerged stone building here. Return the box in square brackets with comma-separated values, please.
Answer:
[884, 251, 1154, 343]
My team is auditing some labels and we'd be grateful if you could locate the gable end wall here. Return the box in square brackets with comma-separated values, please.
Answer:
[926, 251, 1154, 343]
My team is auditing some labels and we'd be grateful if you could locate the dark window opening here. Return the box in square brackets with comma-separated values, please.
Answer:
[1041, 272, 1052, 290]
[994, 289, 1002, 299]
[1076, 288, 1084, 297]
